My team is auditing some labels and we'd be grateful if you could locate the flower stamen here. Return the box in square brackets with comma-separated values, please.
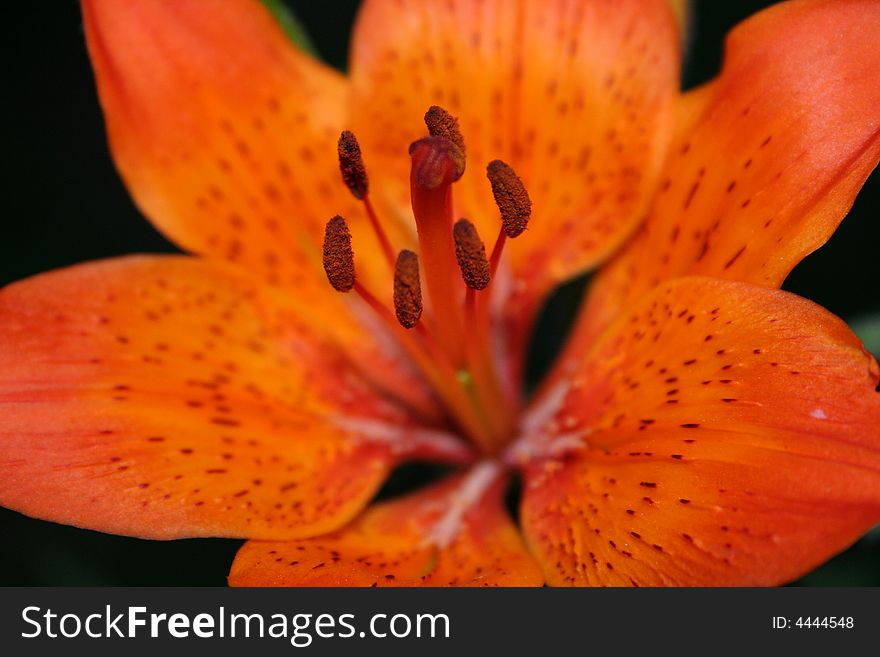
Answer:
[322, 214, 356, 293]
[337, 130, 397, 269]
[322, 201, 492, 447]
[487, 159, 531, 239]
[408, 135, 468, 365]
[452, 219, 490, 291]
[325, 107, 535, 454]
[486, 159, 532, 277]
[348, 279, 492, 446]
[393, 250, 423, 329]
[337, 130, 368, 200]
[454, 218, 514, 450]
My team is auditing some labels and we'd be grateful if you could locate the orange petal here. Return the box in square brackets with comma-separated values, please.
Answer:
[516, 277, 880, 586]
[571, 0, 880, 354]
[349, 0, 680, 307]
[82, 0, 394, 295]
[229, 463, 544, 586]
[0, 257, 470, 540]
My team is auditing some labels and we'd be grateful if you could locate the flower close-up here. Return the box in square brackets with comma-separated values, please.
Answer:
[2, 0, 879, 586]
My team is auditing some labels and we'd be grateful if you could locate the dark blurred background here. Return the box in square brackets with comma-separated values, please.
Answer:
[1, 1, 877, 585]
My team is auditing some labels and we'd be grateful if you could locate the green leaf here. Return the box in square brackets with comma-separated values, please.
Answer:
[260, 0, 318, 56]
[848, 314, 880, 358]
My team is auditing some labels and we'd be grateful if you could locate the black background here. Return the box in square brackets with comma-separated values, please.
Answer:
[1, 1, 878, 585]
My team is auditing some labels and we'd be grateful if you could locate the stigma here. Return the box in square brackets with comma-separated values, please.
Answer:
[321, 106, 532, 454]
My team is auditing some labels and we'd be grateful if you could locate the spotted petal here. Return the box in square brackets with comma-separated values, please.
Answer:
[82, 0, 394, 295]
[565, 0, 880, 359]
[229, 463, 543, 586]
[0, 257, 468, 540]
[517, 277, 880, 586]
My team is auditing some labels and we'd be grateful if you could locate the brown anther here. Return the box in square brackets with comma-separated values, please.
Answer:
[322, 215, 355, 292]
[409, 135, 465, 189]
[453, 219, 490, 290]
[424, 105, 466, 163]
[393, 250, 423, 329]
[486, 159, 531, 238]
[337, 130, 369, 199]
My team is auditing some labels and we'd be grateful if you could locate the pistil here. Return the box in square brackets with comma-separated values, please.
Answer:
[408, 136, 468, 366]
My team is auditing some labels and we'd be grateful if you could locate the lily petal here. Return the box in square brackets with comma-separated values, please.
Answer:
[569, 0, 880, 354]
[229, 462, 543, 586]
[517, 277, 880, 586]
[82, 0, 392, 294]
[349, 0, 680, 339]
[0, 257, 469, 540]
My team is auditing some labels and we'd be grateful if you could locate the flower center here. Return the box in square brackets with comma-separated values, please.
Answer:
[324, 106, 532, 456]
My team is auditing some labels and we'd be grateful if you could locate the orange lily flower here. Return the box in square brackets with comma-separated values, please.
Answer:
[1, 0, 879, 587]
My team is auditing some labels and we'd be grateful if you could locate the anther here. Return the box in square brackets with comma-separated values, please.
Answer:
[409, 136, 465, 189]
[337, 130, 369, 199]
[486, 159, 531, 238]
[393, 250, 423, 329]
[424, 105, 466, 165]
[322, 215, 355, 292]
[453, 219, 490, 290]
